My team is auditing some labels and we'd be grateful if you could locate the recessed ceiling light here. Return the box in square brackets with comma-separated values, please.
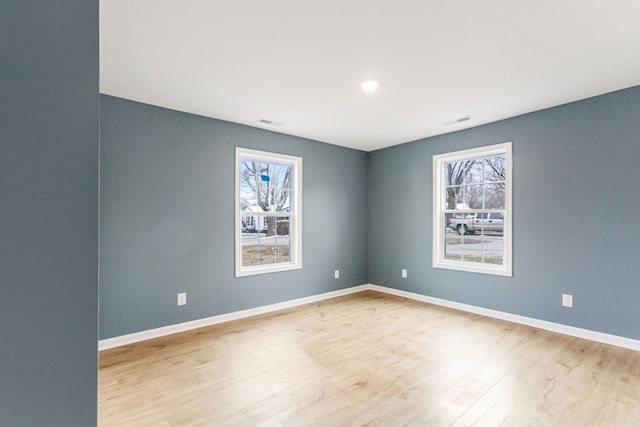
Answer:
[361, 79, 379, 92]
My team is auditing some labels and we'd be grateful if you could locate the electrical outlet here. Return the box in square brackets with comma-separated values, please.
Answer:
[334, 270, 340, 279]
[562, 294, 573, 308]
[177, 292, 187, 306]
[401, 269, 407, 279]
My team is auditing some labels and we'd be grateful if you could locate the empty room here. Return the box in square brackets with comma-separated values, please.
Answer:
[3, 1, 640, 426]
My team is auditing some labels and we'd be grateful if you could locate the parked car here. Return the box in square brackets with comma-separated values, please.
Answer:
[447, 212, 504, 235]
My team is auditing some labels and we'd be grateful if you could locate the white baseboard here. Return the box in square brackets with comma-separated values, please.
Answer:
[99, 283, 640, 352]
[368, 284, 640, 352]
[98, 284, 369, 351]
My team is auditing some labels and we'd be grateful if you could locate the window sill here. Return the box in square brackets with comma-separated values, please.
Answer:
[235, 263, 302, 278]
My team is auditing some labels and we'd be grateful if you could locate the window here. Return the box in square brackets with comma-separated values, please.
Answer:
[235, 148, 302, 277]
[433, 142, 512, 276]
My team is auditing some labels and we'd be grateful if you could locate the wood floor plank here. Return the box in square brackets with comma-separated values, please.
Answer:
[99, 291, 640, 426]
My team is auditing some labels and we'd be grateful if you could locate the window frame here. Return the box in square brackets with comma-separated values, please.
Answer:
[235, 147, 302, 277]
[432, 142, 512, 276]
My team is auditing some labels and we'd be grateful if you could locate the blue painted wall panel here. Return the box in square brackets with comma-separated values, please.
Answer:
[0, 1, 98, 425]
[368, 86, 640, 340]
[99, 95, 369, 339]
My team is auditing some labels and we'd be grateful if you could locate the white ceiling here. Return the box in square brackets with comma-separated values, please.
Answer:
[100, 0, 640, 152]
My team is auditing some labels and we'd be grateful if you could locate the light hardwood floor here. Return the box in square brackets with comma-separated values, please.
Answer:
[99, 291, 640, 426]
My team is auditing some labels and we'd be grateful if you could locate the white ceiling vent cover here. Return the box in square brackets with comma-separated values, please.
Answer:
[442, 115, 474, 126]
[258, 118, 284, 127]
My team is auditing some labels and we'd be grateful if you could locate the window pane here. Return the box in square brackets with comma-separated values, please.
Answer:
[482, 233, 503, 265]
[447, 212, 473, 234]
[484, 154, 506, 182]
[445, 186, 464, 210]
[241, 215, 261, 233]
[444, 235, 463, 261]
[272, 189, 291, 213]
[240, 184, 257, 211]
[467, 159, 484, 184]
[464, 184, 484, 209]
[445, 160, 476, 186]
[486, 213, 504, 235]
[461, 234, 484, 262]
[484, 183, 505, 209]
[272, 231, 291, 263]
[241, 226, 268, 266]
[243, 245, 270, 266]
[276, 217, 290, 236]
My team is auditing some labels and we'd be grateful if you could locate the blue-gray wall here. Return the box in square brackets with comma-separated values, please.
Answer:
[100, 87, 640, 343]
[99, 95, 368, 339]
[1, 1, 98, 425]
[369, 86, 640, 340]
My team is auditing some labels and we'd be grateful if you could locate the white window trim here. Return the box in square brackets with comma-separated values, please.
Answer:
[432, 142, 512, 276]
[235, 147, 302, 277]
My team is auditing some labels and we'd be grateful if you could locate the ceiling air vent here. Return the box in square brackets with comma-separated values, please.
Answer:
[442, 115, 474, 126]
[257, 118, 284, 127]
